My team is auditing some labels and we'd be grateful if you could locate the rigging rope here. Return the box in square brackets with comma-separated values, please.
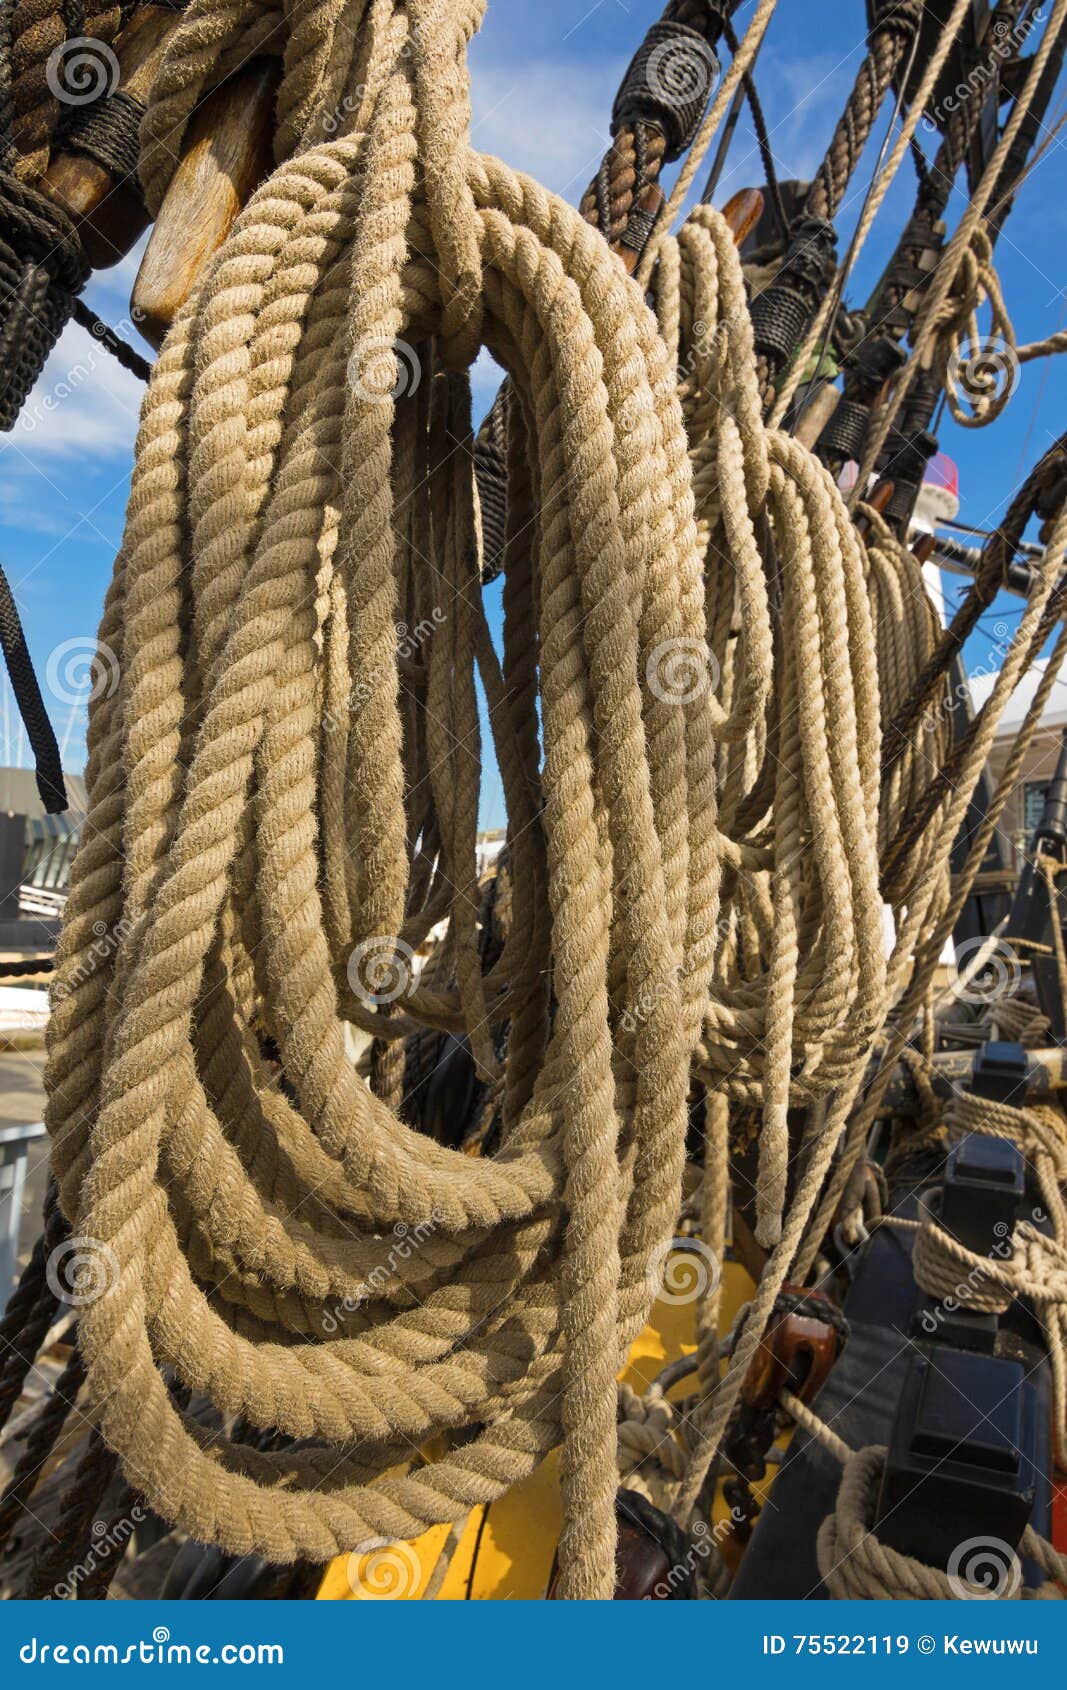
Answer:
[9, 0, 1067, 1606]
[45, 0, 723, 1603]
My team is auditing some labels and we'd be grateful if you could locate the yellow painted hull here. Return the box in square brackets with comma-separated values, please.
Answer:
[317, 1259, 754, 1601]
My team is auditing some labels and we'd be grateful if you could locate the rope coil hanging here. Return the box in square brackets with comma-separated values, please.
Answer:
[38, 0, 900, 1600]
[45, 0, 724, 1603]
[16, 0, 1067, 1606]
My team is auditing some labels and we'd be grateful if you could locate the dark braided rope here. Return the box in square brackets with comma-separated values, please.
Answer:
[72, 294, 150, 379]
[21, 1427, 129, 1597]
[0, 954, 54, 975]
[0, 1191, 67, 1439]
[0, 557, 67, 810]
[771, 1287, 850, 1344]
[72, 1475, 140, 1597]
[0, 1342, 85, 1553]
[615, 1488, 700, 1597]
[0, 1205, 53, 1369]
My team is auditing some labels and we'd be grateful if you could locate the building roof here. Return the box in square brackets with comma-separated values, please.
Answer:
[970, 658, 1067, 738]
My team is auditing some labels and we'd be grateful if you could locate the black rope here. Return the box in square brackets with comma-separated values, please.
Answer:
[72, 296, 151, 381]
[61, 88, 144, 184]
[0, 560, 67, 813]
[0, 955, 54, 976]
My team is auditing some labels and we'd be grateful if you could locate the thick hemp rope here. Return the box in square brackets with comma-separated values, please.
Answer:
[644, 198, 885, 1248]
[816, 1444, 1067, 1600]
[45, 0, 726, 1603]
[930, 223, 1067, 428]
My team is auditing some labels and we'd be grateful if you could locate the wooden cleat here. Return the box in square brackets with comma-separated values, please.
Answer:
[131, 58, 281, 350]
[719, 186, 764, 248]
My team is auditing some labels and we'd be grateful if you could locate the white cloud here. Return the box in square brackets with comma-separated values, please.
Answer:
[469, 56, 624, 202]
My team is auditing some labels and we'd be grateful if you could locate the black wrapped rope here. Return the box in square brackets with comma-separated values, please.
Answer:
[60, 87, 144, 184]
[0, 559, 67, 813]
[612, 21, 719, 162]
[816, 397, 872, 464]
[0, 171, 90, 431]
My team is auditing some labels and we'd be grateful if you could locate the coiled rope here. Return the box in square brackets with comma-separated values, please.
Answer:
[38, 0, 906, 1601]
[817, 1444, 1067, 1600]
[45, 0, 725, 1603]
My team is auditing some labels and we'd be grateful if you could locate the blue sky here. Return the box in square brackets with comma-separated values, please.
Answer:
[1, 0, 1065, 826]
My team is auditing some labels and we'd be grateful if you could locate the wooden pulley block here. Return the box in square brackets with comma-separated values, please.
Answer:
[130, 58, 281, 350]
[741, 1285, 844, 1412]
[39, 6, 181, 270]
